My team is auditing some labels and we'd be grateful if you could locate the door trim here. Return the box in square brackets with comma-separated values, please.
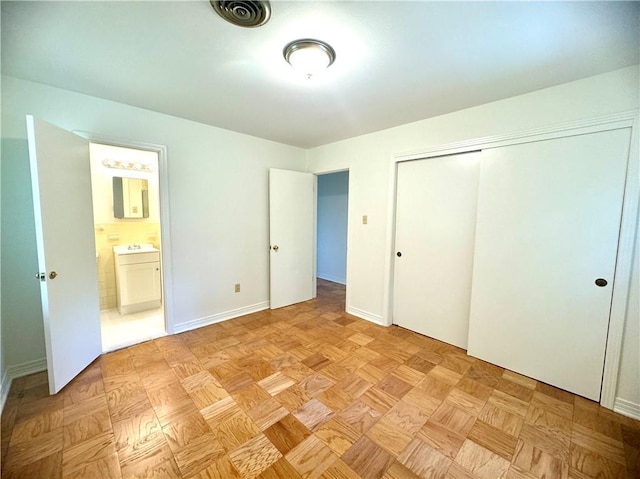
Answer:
[384, 110, 639, 409]
[74, 132, 175, 335]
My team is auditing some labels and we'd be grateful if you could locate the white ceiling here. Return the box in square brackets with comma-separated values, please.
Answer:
[2, 1, 638, 148]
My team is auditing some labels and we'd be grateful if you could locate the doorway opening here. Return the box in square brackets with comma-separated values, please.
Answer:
[316, 170, 349, 289]
[89, 143, 166, 352]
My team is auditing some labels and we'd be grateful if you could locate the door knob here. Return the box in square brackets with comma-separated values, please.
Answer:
[396, 251, 402, 257]
[595, 278, 607, 287]
[272, 245, 279, 252]
[49, 271, 58, 280]
[35, 272, 46, 281]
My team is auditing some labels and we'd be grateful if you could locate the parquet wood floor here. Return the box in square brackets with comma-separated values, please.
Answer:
[2, 280, 639, 479]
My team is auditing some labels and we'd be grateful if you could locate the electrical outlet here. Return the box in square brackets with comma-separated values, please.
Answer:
[235, 283, 240, 293]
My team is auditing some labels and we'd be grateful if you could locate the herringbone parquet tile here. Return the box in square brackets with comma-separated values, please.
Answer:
[2, 280, 639, 479]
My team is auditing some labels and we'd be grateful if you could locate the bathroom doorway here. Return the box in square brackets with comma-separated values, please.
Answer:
[89, 143, 166, 352]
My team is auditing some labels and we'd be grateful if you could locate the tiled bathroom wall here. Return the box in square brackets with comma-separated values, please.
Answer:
[95, 222, 161, 310]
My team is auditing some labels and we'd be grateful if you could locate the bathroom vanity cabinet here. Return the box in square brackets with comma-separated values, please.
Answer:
[113, 245, 162, 314]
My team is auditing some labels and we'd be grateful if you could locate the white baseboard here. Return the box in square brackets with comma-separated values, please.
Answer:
[1, 358, 47, 413]
[7, 358, 48, 379]
[173, 301, 270, 334]
[614, 397, 640, 420]
[317, 273, 346, 285]
[1, 367, 10, 413]
[346, 306, 387, 326]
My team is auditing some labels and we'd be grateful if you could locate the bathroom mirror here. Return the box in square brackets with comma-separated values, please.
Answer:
[113, 177, 149, 219]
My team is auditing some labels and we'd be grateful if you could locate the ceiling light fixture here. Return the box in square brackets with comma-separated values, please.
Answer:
[283, 39, 336, 79]
[102, 159, 153, 172]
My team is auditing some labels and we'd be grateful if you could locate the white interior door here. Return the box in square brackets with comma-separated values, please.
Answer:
[393, 152, 480, 348]
[27, 116, 102, 394]
[468, 128, 631, 400]
[269, 168, 315, 309]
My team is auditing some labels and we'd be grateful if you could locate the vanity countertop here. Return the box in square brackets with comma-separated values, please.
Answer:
[113, 244, 159, 255]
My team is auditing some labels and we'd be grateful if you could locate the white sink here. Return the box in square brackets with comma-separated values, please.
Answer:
[113, 243, 159, 255]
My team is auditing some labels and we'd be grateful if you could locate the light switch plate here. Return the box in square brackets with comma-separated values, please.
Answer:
[362, 215, 368, 225]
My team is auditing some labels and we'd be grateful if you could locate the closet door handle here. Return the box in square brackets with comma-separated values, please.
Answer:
[396, 251, 402, 257]
[595, 278, 607, 287]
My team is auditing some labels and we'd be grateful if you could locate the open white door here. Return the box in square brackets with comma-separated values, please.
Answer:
[269, 168, 315, 309]
[27, 116, 102, 394]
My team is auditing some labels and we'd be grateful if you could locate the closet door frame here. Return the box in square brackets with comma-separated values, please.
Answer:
[383, 110, 638, 409]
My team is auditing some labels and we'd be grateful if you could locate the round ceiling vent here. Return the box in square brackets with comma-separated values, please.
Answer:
[210, 0, 271, 28]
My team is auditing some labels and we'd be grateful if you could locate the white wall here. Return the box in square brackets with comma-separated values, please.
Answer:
[306, 65, 640, 410]
[1, 75, 306, 371]
[317, 171, 349, 284]
[1, 133, 45, 368]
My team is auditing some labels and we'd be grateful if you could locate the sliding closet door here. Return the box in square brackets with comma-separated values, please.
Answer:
[468, 128, 631, 400]
[394, 152, 480, 349]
